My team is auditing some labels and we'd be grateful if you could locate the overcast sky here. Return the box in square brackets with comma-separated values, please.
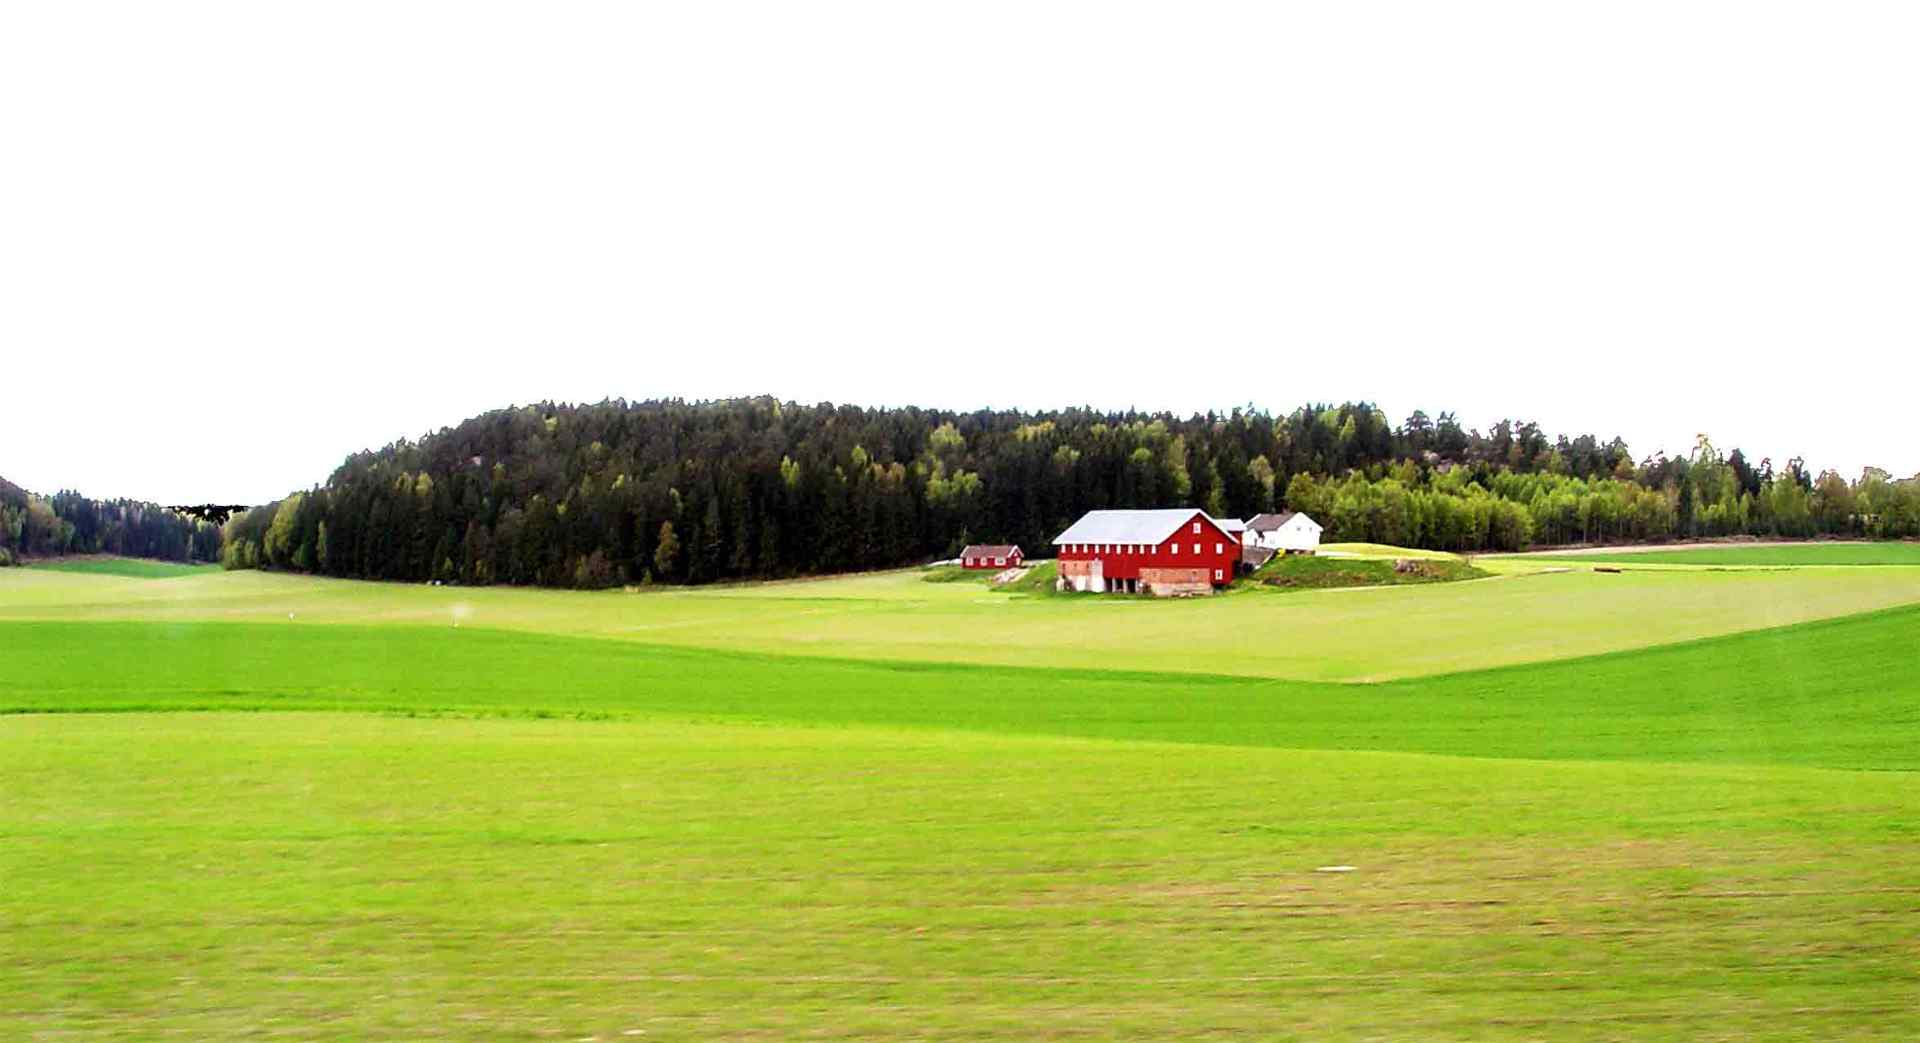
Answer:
[4, 2, 1915, 505]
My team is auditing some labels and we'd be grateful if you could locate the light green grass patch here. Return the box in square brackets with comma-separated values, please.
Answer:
[24, 556, 219, 579]
[4, 712, 1917, 1041]
[1518, 542, 1920, 567]
[5, 562, 1918, 681]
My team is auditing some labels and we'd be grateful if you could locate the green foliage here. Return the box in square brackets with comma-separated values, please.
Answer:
[262, 491, 304, 567]
[0, 476, 218, 564]
[652, 520, 680, 580]
[38, 395, 1920, 596]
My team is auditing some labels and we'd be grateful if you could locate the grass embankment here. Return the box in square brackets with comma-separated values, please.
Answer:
[7, 604, 1920, 769]
[920, 564, 985, 583]
[1319, 542, 1466, 560]
[24, 556, 218, 579]
[1248, 553, 1488, 590]
[1531, 542, 1920, 567]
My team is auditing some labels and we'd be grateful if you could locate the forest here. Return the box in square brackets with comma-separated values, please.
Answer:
[215, 397, 1920, 588]
[0, 477, 222, 566]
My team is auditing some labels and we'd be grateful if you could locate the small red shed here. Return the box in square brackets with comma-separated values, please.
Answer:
[959, 544, 1023, 570]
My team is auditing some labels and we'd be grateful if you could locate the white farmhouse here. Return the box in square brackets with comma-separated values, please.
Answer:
[1245, 511, 1323, 554]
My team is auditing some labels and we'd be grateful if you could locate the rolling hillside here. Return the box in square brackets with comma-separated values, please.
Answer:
[5, 558, 1919, 1038]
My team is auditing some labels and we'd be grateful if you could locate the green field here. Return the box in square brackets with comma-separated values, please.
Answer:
[4, 561, 1920, 1038]
[5, 560, 1919, 681]
[1515, 542, 1920, 567]
[22, 555, 220, 578]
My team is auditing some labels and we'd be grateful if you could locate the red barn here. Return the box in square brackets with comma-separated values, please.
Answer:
[1051, 509, 1241, 595]
[959, 544, 1023, 570]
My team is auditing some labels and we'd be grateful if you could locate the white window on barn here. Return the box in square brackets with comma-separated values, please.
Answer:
[1171, 544, 1179, 555]
[1193, 543, 1200, 554]
[1214, 568, 1223, 581]
[1192, 521, 1201, 534]
[1215, 543, 1223, 555]
[995, 557, 1005, 566]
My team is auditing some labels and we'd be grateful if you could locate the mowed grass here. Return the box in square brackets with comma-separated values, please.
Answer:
[4, 713, 1918, 1041]
[1520, 542, 1920, 567]
[4, 599, 1920, 769]
[5, 560, 1920, 681]
[7, 564, 1920, 1038]
[22, 555, 219, 579]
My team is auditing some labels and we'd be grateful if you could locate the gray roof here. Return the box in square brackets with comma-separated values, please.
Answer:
[1217, 517, 1247, 533]
[1051, 509, 1232, 546]
[1247, 511, 1300, 532]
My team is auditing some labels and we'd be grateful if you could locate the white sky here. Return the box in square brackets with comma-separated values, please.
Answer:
[3, 2, 1915, 505]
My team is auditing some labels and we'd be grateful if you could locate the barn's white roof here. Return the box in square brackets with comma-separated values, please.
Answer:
[1051, 509, 1232, 545]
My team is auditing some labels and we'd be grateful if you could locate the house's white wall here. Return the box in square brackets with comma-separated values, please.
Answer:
[1274, 516, 1322, 552]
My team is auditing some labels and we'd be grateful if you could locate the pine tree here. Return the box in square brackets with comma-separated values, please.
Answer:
[653, 520, 680, 582]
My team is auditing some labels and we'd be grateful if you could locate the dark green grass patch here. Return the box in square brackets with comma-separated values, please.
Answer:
[24, 556, 219, 579]
[1247, 553, 1489, 590]
[6, 602, 1919, 769]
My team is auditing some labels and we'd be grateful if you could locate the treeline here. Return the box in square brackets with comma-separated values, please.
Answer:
[219, 398, 1917, 588]
[1285, 444, 1920, 552]
[0, 477, 223, 566]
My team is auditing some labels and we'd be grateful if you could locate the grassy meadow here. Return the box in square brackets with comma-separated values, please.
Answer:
[22, 555, 220, 578]
[1515, 541, 1920, 567]
[5, 556, 1920, 681]
[4, 555, 1920, 1038]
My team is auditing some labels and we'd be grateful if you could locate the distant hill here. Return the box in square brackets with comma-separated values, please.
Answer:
[217, 396, 1914, 590]
[0, 476, 222, 566]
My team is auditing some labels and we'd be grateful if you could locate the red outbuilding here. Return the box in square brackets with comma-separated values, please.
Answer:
[1050, 509, 1240, 595]
[959, 544, 1023, 570]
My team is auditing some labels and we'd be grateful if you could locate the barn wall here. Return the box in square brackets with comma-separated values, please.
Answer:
[1139, 566, 1212, 596]
[1054, 511, 1239, 589]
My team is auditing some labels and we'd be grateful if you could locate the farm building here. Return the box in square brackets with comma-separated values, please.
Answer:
[959, 544, 1022, 570]
[1052, 509, 1241, 596]
[1245, 511, 1323, 554]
